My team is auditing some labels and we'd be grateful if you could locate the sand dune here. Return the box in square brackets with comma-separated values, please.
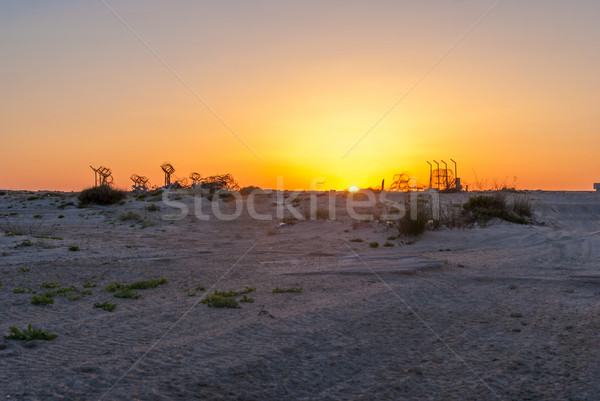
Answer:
[1, 190, 599, 400]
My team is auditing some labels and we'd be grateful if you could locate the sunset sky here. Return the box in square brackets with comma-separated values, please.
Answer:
[1, 0, 599, 191]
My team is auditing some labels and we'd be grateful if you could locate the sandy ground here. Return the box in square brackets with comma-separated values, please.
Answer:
[1, 189, 599, 400]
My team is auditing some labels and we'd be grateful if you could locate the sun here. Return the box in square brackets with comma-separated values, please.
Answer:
[349, 186, 359, 192]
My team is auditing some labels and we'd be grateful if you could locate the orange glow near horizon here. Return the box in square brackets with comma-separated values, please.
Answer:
[1, 2, 599, 192]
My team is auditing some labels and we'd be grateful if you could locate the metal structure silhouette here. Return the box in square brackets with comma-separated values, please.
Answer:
[432, 168, 455, 190]
[389, 173, 411, 191]
[90, 165, 113, 187]
[426, 159, 460, 191]
[161, 163, 176, 187]
[189, 172, 201, 187]
[130, 174, 150, 192]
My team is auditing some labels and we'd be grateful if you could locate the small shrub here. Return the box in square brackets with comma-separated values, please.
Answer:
[512, 196, 533, 217]
[105, 281, 122, 292]
[272, 286, 302, 293]
[31, 292, 55, 306]
[57, 202, 75, 210]
[113, 288, 141, 299]
[19, 240, 33, 247]
[40, 281, 61, 289]
[462, 194, 529, 225]
[369, 242, 379, 248]
[83, 281, 97, 288]
[387, 235, 397, 240]
[81, 289, 92, 296]
[4, 324, 57, 341]
[281, 217, 297, 225]
[58, 215, 65, 218]
[239, 186, 262, 196]
[13, 287, 26, 294]
[201, 294, 240, 308]
[396, 201, 427, 237]
[68, 245, 80, 251]
[94, 301, 117, 312]
[315, 209, 329, 220]
[240, 295, 254, 303]
[383, 242, 394, 247]
[32, 235, 63, 240]
[120, 212, 142, 222]
[18, 267, 30, 273]
[33, 214, 43, 219]
[145, 204, 160, 212]
[127, 278, 168, 290]
[349, 238, 363, 243]
[78, 185, 126, 206]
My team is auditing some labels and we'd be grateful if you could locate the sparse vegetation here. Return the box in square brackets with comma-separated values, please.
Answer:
[94, 301, 117, 312]
[4, 324, 57, 341]
[78, 185, 126, 206]
[18, 267, 30, 273]
[240, 295, 254, 303]
[369, 241, 379, 248]
[462, 193, 530, 225]
[383, 242, 394, 247]
[19, 240, 33, 247]
[120, 212, 142, 222]
[201, 294, 240, 308]
[201, 286, 255, 308]
[349, 238, 363, 243]
[396, 199, 428, 237]
[13, 287, 26, 294]
[40, 281, 61, 289]
[512, 196, 533, 218]
[68, 245, 80, 251]
[126, 278, 169, 290]
[105, 278, 168, 299]
[32, 235, 63, 240]
[212, 286, 255, 298]
[281, 217, 297, 225]
[272, 286, 302, 293]
[31, 292, 55, 306]
[145, 204, 160, 212]
[83, 281, 97, 288]
[57, 202, 75, 210]
[113, 288, 142, 299]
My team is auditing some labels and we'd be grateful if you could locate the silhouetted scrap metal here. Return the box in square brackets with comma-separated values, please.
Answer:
[389, 173, 411, 191]
[433, 168, 455, 191]
[190, 172, 202, 187]
[130, 174, 150, 192]
[161, 163, 176, 187]
[90, 165, 113, 186]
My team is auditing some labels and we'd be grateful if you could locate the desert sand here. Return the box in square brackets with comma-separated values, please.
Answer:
[1, 189, 599, 400]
